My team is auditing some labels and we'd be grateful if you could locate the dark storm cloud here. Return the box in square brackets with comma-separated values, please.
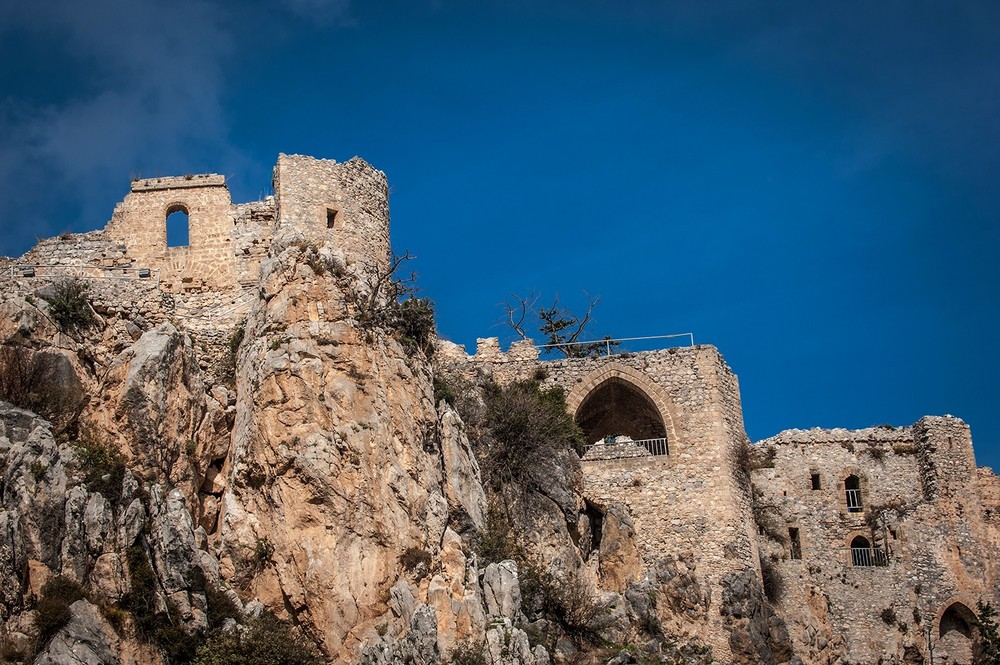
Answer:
[0, 0, 239, 254]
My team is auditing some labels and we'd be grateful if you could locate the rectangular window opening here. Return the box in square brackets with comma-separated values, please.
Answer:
[789, 527, 802, 560]
[326, 208, 339, 229]
[810, 473, 821, 490]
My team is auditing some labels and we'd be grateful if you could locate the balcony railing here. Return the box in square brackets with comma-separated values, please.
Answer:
[586, 437, 669, 458]
[845, 489, 863, 513]
[851, 547, 888, 567]
[637, 437, 669, 456]
[538, 333, 695, 357]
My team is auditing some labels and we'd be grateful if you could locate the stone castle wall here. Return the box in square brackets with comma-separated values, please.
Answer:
[273, 154, 391, 275]
[106, 174, 239, 291]
[438, 336, 1000, 664]
[751, 419, 997, 664]
[437, 338, 759, 658]
[0, 153, 387, 383]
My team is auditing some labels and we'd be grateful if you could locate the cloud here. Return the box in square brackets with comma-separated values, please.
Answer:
[0, 0, 244, 255]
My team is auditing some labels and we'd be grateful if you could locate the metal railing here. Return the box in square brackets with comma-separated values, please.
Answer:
[539, 333, 695, 357]
[851, 547, 888, 567]
[845, 489, 864, 513]
[589, 437, 669, 457]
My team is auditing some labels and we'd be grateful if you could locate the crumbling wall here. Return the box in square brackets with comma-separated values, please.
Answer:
[105, 174, 237, 292]
[752, 419, 998, 664]
[273, 154, 390, 276]
[436, 339, 759, 660]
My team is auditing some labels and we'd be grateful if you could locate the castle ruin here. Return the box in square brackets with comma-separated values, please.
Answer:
[2, 153, 997, 664]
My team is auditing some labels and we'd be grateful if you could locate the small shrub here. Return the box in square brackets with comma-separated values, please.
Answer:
[30, 460, 47, 481]
[219, 325, 244, 387]
[880, 607, 897, 625]
[433, 377, 456, 407]
[193, 612, 321, 665]
[71, 438, 127, 507]
[35, 576, 86, 645]
[205, 584, 240, 630]
[974, 601, 1000, 663]
[394, 297, 436, 357]
[0, 345, 82, 434]
[749, 445, 777, 470]
[868, 446, 887, 461]
[476, 380, 584, 489]
[399, 547, 432, 579]
[447, 639, 488, 665]
[44, 279, 95, 331]
[253, 537, 275, 570]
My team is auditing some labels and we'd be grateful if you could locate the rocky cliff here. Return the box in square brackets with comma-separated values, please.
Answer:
[0, 225, 764, 665]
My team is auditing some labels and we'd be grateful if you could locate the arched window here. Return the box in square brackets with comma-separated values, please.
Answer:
[850, 535, 887, 567]
[166, 205, 190, 247]
[845, 475, 863, 513]
[575, 377, 668, 454]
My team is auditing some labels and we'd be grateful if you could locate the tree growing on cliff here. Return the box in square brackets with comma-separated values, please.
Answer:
[501, 291, 618, 358]
[974, 601, 1000, 664]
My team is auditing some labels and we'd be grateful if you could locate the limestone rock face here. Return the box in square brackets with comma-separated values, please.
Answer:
[217, 238, 455, 659]
[85, 322, 227, 500]
[34, 599, 121, 665]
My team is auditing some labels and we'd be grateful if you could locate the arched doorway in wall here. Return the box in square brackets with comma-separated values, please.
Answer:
[166, 204, 190, 247]
[574, 377, 667, 449]
[938, 602, 977, 665]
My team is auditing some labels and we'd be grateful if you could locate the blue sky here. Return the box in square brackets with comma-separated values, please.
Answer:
[2, 1, 998, 468]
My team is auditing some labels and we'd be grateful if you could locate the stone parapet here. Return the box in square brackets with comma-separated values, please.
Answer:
[131, 174, 227, 191]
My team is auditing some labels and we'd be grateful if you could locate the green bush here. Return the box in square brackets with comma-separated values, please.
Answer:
[394, 297, 436, 357]
[44, 279, 95, 331]
[35, 576, 86, 645]
[193, 612, 321, 665]
[72, 438, 127, 507]
[218, 325, 245, 387]
[433, 377, 456, 407]
[446, 639, 488, 665]
[122, 544, 200, 662]
[399, 547, 432, 579]
[475, 380, 583, 489]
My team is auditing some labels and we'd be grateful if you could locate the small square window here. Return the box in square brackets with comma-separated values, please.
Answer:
[811, 473, 821, 490]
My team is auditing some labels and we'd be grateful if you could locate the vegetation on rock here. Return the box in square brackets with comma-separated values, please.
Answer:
[193, 612, 322, 665]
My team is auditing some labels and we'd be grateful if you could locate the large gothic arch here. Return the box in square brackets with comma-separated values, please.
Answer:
[566, 363, 679, 449]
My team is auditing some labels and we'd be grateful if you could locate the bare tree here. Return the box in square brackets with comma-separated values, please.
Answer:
[499, 292, 618, 358]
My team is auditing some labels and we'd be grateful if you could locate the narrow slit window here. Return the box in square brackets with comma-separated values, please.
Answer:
[789, 528, 802, 560]
[326, 208, 339, 229]
[811, 473, 821, 490]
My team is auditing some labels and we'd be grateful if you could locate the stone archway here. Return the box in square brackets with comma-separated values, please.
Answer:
[937, 600, 978, 665]
[566, 363, 678, 449]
